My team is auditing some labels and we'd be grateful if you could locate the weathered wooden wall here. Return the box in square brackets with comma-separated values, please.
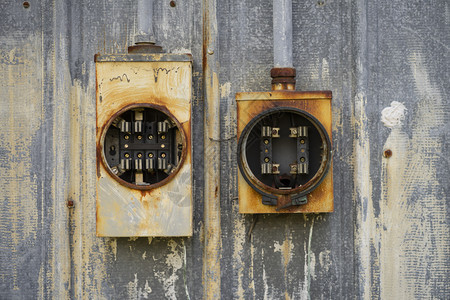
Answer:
[0, 0, 448, 299]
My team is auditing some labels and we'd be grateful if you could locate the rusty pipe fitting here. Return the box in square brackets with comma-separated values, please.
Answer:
[270, 67, 296, 90]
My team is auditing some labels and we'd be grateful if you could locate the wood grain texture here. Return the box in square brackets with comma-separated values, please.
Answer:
[0, 0, 448, 298]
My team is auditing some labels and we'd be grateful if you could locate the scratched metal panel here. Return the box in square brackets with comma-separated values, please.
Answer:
[235, 92, 334, 213]
[0, 0, 448, 299]
[95, 59, 193, 237]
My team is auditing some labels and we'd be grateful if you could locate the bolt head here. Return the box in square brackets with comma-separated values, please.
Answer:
[383, 149, 392, 158]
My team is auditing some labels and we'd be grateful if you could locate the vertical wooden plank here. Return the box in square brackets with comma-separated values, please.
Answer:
[202, 0, 222, 298]
[218, 0, 355, 298]
[355, 0, 450, 298]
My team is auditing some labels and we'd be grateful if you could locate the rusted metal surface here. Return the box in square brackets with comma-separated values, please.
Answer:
[96, 55, 193, 237]
[270, 67, 296, 90]
[127, 43, 163, 53]
[236, 91, 333, 213]
[98, 102, 187, 191]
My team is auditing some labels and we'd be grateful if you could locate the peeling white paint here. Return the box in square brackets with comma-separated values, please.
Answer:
[231, 201, 246, 299]
[318, 250, 332, 273]
[220, 82, 232, 98]
[126, 274, 153, 300]
[171, 47, 192, 54]
[381, 101, 407, 128]
[353, 90, 374, 300]
[321, 58, 330, 88]
[154, 240, 184, 300]
[109, 238, 117, 261]
[300, 217, 315, 300]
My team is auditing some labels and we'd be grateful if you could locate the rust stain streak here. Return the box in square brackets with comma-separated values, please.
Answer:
[202, 0, 222, 298]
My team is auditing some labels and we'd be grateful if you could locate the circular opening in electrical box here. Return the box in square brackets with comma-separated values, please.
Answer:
[238, 107, 331, 197]
[100, 104, 186, 190]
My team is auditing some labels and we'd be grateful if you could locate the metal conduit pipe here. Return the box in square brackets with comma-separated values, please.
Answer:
[136, 0, 155, 43]
[273, 0, 293, 68]
[271, 0, 296, 90]
[129, 0, 162, 53]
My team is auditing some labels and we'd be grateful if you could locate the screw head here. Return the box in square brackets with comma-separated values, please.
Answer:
[300, 139, 305, 144]
[137, 135, 142, 140]
[137, 153, 142, 158]
[148, 153, 154, 158]
[124, 144, 129, 148]
[148, 135, 153, 140]
[124, 153, 130, 158]
[264, 139, 269, 145]
[161, 144, 165, 148]
[124, 135, 130, 140]
[300, 157, 306, 162]
[161, 153, 166, 158]
[264, 157, 269, 163]
[383, 149, 392, 158]
[161, 135, 166, 140]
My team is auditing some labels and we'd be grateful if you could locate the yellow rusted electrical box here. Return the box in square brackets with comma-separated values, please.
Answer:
[236, 91, 333, 213]
[95, 53, 192, 237]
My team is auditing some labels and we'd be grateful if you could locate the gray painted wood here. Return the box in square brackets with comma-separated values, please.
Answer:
[0, 0, 448, 298]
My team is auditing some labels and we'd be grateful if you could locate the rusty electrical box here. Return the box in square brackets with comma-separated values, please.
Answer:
[236, 90, 333, 213]
[95, 53, 193, 236]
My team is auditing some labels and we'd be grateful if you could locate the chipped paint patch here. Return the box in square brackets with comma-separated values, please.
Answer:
[231, 202, 246, 299]
[220, 82, 232, 98]
[353, 90, 375, 299]
[127, 274, 153, 299]
[300, 217, 316, 300]
[171, 47, 192, 54]
[318, 250, 332, 272]
[154, 240, 186, 300]
[381, 101, 407, 128]
[109, 238, 118, 261]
